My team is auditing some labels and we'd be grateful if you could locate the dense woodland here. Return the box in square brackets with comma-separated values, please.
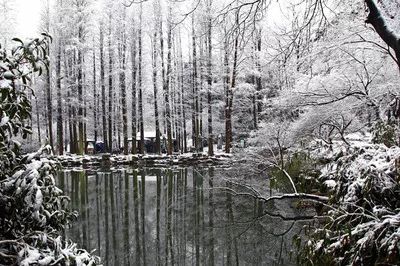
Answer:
[1, 0, 400, 265]
[2, 0, 399, 158]
[6, 0, 267, 156]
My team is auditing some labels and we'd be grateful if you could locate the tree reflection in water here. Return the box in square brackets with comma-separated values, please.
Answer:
[59, 167, 310, 265]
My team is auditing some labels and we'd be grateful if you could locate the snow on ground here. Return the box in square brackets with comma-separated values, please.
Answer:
[54, 151, 232, 167]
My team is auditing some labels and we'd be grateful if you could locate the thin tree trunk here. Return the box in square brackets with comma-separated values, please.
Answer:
[56, 37, 63, 155]
[192, 14, 200, 152]
[152, 11, 161, 154]
[44, 0, 54, 152]
[199, 36, 204, 152]
[119, 9, 128, 155]
[108, 12, 113, 153]
[35, 93, 41, 145]
[207, 0, 214, 156]
[100, 22, 108, 153]
[178, 30, 187, 153]
[131, 17, 138, 155]
[46, 62, 54, 152]
[93, 38, 98, 146]
[225, 24, 239, 153]
[165, 5, 173, 155]
[138, 3, 145, 154]
[158, 0, 167, 152]
[256, 29, 262, 116]
[77, 24, 85, 155]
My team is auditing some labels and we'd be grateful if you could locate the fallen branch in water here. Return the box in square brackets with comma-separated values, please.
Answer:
[212, 186, 329, 203]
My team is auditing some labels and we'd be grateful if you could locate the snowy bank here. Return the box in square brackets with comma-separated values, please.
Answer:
[53, 152, 233, 167]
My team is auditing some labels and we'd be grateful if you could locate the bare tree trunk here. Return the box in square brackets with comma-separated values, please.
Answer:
[108, 12, 113, 153]
[35, 93, 41, 145]
[93, 37, 98, 146]
[225, 32, 238, 153]
[131, 17, 138, 155]
[46, 63, 54, 152]
[138, 3, 145, 154]
[192, 14, 200, 152]
[165, 5, 173, 155]
[56, 38, 63, 155]
[119, 9, 128, 155]
[178, 29, 187, 153]
[199, 36, 204, 152]
[152, 9, 161, 154]
[224, 25, 236, 154]
[207, 0, 214, 156]
[64, 51, 74, 153]
[173, 41, 182, 153]
[44, 0, 54, 152]
[83, 82, 87, 154]
[100, 22, 108, 153]
[78, 24, 85, 155]
[158, 0, 168, 152]
[256, 29, 262, 116]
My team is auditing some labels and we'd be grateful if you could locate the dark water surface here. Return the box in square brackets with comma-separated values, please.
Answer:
[57, 167, 308, 265]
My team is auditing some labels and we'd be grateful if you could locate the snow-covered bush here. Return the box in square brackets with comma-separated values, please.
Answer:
[372, 120, 397, 147]
[0, 147, 99, 265]
[0, 36, 99, 265]
[301, 142, 400, 265]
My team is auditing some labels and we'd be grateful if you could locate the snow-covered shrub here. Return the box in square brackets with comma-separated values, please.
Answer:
[301, 143, 400, 265]
[0, 147, 99, 264]
[0, 34, 54, 180]
[0, 36, 99, 265]
[372, 120, 397, 147]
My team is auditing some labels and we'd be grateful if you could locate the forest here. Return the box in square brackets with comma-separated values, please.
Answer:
[0, 0, 400, 265]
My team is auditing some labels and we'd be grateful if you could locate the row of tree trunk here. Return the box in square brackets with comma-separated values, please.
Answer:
[42, 0, 263, 156]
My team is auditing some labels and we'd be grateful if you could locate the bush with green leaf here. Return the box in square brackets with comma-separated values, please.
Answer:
[0, 35, 99, 265]
[299, 143, 400, 265]
[372, 121, 397, 147]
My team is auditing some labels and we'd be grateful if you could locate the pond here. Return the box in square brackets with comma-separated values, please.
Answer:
[57, 167, 310, 265]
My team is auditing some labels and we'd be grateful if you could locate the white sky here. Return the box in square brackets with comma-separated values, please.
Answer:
[15, 0, 42, 39]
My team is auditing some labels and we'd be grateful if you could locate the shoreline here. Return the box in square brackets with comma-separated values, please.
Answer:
[52, 152, 233, 168]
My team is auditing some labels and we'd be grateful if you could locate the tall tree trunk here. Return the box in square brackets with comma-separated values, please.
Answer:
[131, 18, 138, 155]
[100, 22, 108, 153]
[165, 5, 173, 155]
[35, 94, 41, 145]
[64, 51, 73, 153]
[158, 0, 167, 151]
[138, 3, 145, 154]
[256, 29, 262, 115]
[46, 62, 54, 152]
[56, 38, 63, 155]
[192, 14, 200, 152]
[152, 10, 161, 154]
[225, 18, 239, 154]
[199, 37, 204, 152]
[178, 29, 187, 153]
[225, 34, 238, 153]
[108, 12, 113, 153]
[119, 9, 128, 155]
[223, 28, 232, 153]
[44, 0, 54, 152]
[93, 38, 98, 146]
[77, 23, 85, 155]
[207, 0, 214, 156]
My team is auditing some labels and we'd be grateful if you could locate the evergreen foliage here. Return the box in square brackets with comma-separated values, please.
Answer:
[0, 35, 99, 265]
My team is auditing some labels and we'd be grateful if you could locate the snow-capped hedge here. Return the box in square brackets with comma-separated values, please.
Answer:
[301, 142, 400, 265]
[0, 36, 99, 265]
[0, 147, 100, 265]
